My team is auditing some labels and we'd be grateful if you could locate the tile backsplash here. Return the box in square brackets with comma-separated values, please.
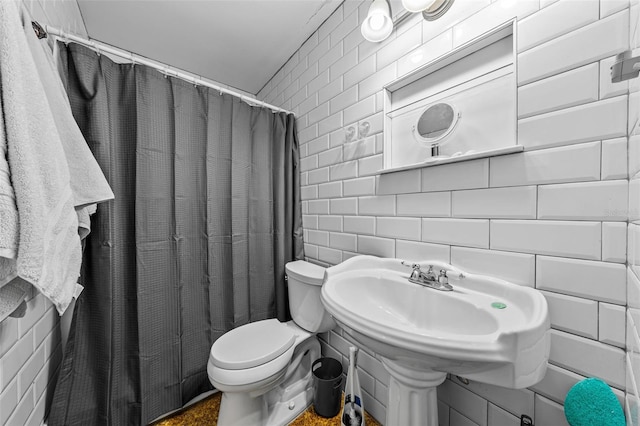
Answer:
[259, 0, 639, 424]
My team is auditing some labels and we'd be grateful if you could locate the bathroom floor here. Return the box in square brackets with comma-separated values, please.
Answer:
[151, 392, 381, 425]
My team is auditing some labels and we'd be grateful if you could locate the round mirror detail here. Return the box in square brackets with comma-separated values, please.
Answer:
[413, 102, 460, 145]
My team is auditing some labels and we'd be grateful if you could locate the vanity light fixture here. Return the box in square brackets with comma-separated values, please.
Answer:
[401, 0, 437, 13]
[361, 0, 393, 43]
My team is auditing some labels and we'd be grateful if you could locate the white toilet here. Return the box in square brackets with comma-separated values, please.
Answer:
[207, 260, 335, 426]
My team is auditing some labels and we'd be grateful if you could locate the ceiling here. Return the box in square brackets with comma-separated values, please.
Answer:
[77, 0, 344, 95]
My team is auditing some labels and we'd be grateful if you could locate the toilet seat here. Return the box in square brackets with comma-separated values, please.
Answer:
[211, 319, 295, 370]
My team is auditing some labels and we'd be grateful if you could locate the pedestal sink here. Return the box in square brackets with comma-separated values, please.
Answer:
[320, 255, 550, 426]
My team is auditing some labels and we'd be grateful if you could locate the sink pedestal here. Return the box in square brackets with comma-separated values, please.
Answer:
[382, 358, 446, 426]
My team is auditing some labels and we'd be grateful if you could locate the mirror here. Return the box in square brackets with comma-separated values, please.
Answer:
[413, 102, 459, 145]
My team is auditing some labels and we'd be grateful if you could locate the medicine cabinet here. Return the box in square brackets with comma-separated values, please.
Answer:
[381, 20, 522, 173]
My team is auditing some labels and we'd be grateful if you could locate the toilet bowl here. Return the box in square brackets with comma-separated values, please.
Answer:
[207, 260, 335, 426]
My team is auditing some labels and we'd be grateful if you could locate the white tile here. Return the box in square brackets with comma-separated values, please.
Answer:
[376, 217, 421, 240]
[359, 63, 397, 101]
[530, 363, 585, 405]
[301, 185, 318, 200]
[541, 291, 598, 338]
[631, 178, 640, 222]
[600, 302, 626, 348]
[396, 192, 451, 217]
[330, 198, 358, 215]
[343, 137, 376, 161]
[450, 375, 534, 418]
[376, 22, 422, 70]
[518, 63, 599, 118]
[601, 0, 630, 18]
[304, 244, 318, 259]
[396, 240, 450, 262]
[437, 379, 488, 426]
[422, 159, 489, 192]
[298, 124, 317, 145]
[422, 218, 489, 249]
[518, 96, 627, 150]
[517, 0, 599, 52]
[318, 78, 344, 105]
[537, 180, 628, 221]
[330, 85, 358, 115]
[377, 169, 421, 195]
[452, 186, 537, 219]
[631, 224, 640, 269]
[300, 154, 318, 172]
[357, 235, 395, 257]
[307, 230, 329, 246]
[450, 247, 535, 287]
[318, 112, 343, 136]
[628, 266, 640, 309]
[452, 0, 538, 48]
[318, 215, 342, 232]
[329, 233, 357, 252]
[318, 181, 342, 199]
[487, 404, 520, 426]
[299, 62, 320, 88]
[343, 177, 376, 197]
[318, 42, 343, 73]
[358, 195, 396, 216]
[308, 134, 331, 155]
[491, 220, 601, 260]
[307, 70, 330, 98]
[518, 9, 629, 85]
[344, 96, 376, 125]
[344, 55, 376, 89]
[421, 0, 490, 44]
[303, 214, 318, 230]
[550, 329, 625, 389]
[308, 199, 329, 214]
[449, 410, 479, 426]
[630, 136, 640, 178]
[489, 141, 601, 187]
[330, 160, 358, 181]
[603, 222, 628, 263]
[358, 154, 384, 176]
[343, 216, 376, 235]
[331, 7, 359, 48]
[318, 246, 342, 265]
[308, 167, 330, 184]
[398, 29, 453, 77]
[601, 56, 630, 99]
[534, 395, 570, 426]
[318, 146, 343, 168]
[536, 256, 627, 304]
[602, 137, 628, 180]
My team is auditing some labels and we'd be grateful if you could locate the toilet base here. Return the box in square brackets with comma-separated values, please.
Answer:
[216, 336, 321, 426]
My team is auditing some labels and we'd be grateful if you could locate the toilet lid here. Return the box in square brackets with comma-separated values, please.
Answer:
[210, 319, 296, 370]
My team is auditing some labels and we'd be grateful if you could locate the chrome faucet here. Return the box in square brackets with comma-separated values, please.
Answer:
[401, 261, 453, 291]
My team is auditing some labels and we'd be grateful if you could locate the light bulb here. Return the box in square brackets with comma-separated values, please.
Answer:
[369, 14, 385, 31]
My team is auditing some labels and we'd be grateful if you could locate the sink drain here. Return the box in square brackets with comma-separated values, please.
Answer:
[491, 302, 507, 309]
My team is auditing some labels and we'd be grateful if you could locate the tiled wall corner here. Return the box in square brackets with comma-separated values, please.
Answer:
[262, 0, 635, 424]
[0, 4, 85, 425]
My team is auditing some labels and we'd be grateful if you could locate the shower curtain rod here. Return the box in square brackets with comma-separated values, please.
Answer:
[44, 25, 294, 115]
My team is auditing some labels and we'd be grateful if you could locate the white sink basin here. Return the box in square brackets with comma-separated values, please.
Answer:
[321, 255, 550, 426]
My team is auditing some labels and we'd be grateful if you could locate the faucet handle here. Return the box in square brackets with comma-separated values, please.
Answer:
[401, 261, 421, 270]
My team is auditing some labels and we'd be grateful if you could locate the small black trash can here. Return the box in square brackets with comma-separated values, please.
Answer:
[312, 357, 343, 418]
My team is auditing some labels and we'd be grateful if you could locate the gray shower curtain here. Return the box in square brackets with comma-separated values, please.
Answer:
[48, 43, 303, 425]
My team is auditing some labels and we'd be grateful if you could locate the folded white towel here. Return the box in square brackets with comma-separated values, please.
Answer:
[0, 92, 18, 264]
[0, 1, 83, 315]
[21, 11, 114, 210]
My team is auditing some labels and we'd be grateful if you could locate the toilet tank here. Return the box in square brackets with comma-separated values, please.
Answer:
[285, 260, 335, 333]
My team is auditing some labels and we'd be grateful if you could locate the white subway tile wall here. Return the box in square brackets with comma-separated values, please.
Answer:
[259, 0, 637, 424]
[0, 3, 87, 425]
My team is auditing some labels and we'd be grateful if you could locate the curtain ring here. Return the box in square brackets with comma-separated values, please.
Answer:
[130, 52, 135, 68]
[163, 66, 169, 78]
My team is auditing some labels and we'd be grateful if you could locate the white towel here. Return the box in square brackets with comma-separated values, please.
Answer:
[21, 11, 114, 210]
[0, 0, 83, 315]
[0, 88, 18, 269]
[20, 9, 114, 245]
